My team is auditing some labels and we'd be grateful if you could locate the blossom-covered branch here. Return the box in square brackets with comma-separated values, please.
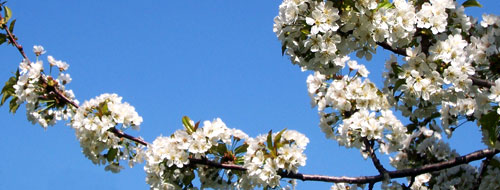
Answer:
[3, 0, 500, 189]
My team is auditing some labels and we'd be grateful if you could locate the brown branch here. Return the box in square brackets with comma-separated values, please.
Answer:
[277, 148, 499, 184]
[474, 155, 494, 190]
[0, 13, 30, 62]
[470, 76, 494, 88]
[364, 139, 388, 175]
[111, 127, 149, 146]
[376, 42, 407, 56]
[49, 82, 79, 108]
[368, 182, 375, 190]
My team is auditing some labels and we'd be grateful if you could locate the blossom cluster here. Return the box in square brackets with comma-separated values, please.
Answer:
[143, 118, 250, 189]
[143, 117, 309, 190]
[242, 130, 308, 189]
[11, 47, 77, 128]
[70, 93, 144, 173]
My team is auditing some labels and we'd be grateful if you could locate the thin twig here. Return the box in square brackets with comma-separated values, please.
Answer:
[0, 13, 30, 62]
[111, 127, 149, 146]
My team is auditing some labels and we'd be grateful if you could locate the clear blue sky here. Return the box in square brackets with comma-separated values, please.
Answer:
[0, 1, 498, 189]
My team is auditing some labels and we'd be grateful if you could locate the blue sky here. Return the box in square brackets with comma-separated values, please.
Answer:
[0, 1, 499, 189]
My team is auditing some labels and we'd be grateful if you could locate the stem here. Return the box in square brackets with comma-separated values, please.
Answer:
[0, 13, 30, 62]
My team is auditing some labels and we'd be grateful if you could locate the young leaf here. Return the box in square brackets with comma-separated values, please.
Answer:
[391, 64, 403, 75]
[393, 79, 406, 94]
[107, 148, 118, 162]
[8, 19, 15, 32]
[479, 111, 499, 147]
[1, 75, 16, 106]
[266, 130, 273, 151]
[376, 0, 393, 11]
[182, 116, 194, 134]
[273, 128, 287, 146]
[462, 0, 482, 8]
[211, 143, 227, 156]
[281, 42, 287, 56]
[235, 156, 245, 165]
[234, 143, 248, 155]
[182, 172, 195, 186]
[9, 97, 19, 113]
[0, 91, 10, 105]
[3, 6, 11, 22]
[0, 33, 6, 45]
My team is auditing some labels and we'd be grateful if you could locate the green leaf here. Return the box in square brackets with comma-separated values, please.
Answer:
[0, 92, 10, 105]
[0, 76, 16, 106]
[0, 33, 6, 45]
[212, 143, 227, 156]
[266, 130, 273, 152]
[9, 97, 19, 113]
[107, 148, 118, 162]
[393, 79, 405, 94]
[281, 41, 288, 56]
[3, 6, 11, 22]
[182, 171, 195, 186]
[235, 156, 245, 165]
[8, 19, 15, 32]
[100, 101, 109, 114]
[234, 143, 248, 155]
[376, 0, 393, 11]
[391, 64, 403, 76]
[462, 0, 482, 7]
[182, 116, 194, 134]
[406, 123, 417, 133]
[300, 28, 310, 35]
[479, 111, 499, 147]
[490, 158, 500, 169]
[273, 128, 287, 146]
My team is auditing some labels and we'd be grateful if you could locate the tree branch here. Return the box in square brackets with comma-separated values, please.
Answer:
[111, 127, 149, 146]
[0, 13, 30, 62]
[277, 148, 499, 184]
[364, 139, 388, 175]
[470, 76, 494, 88]
[377, 42, 407, 56]
[474, 154, 494, 189]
